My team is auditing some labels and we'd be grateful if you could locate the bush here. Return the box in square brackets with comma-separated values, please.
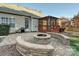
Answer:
[0, 24, 10, 36]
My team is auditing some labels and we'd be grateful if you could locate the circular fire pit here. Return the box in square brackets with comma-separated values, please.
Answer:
[16, 36, 54, 56]
[34, 33, 51, 39]
[33, 33, 51, 44]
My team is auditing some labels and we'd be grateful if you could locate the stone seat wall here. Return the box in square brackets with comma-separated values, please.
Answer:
[16, 36, 54, 56]
[48, 32, 70, 45]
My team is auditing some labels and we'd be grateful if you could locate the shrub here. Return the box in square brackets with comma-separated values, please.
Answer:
[0, 24, 10, 36]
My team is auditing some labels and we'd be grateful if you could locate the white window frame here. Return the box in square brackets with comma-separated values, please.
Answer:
[1, 17, 15, 27]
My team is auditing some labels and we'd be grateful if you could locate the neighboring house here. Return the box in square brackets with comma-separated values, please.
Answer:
[57, 17, 70, 32]
[63, 14, 79, 32]
[38, 16, 60, 32]
[71, 15, 79, 28]
[0, 4, 44, 33]
[57, 17, 69, 28]
[67, 15, 79, 32]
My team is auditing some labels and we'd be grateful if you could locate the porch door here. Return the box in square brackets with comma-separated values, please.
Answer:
[25, 18, 29, 29]
[31, 18, 38, 31]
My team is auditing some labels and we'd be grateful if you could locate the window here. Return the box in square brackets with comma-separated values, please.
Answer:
[5, 18, 8, 24]
[43, 20, 47, 25]
[1, 17, 5, 24]
[9, 18, 15, 27]
[1, 17, 15, 27]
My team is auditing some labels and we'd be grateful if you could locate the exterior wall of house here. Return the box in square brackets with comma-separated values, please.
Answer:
[0, 13, 39, 33]
[0, 4, 44, 33]
[0, 13, 25, 33]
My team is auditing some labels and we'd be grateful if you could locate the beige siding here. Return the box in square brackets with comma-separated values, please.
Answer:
[0, 13, 25, 33]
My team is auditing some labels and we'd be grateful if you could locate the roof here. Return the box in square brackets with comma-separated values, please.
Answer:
[0, 4, 44, 18]
[39, 16, 59, 20]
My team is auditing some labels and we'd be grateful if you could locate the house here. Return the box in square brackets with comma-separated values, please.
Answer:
[67, 15, 79, 32]
[64, 14, 79, 32]
[71, 15, 79, 28]
[0, 4, 44, 33]
[57, 17, 69, 28]
[57, 17, 70, 32]
[38, 16, 60, 32]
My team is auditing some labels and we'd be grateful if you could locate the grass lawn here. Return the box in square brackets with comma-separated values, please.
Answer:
[70, 36, 79, 56]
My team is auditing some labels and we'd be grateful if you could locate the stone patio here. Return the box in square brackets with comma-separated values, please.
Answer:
[0, 32, 74, 56]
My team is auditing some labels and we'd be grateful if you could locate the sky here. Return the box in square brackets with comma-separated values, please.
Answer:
[13, 3, 79, 18]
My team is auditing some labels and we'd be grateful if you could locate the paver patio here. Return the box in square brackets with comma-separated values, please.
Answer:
[0, 32, 74, 56]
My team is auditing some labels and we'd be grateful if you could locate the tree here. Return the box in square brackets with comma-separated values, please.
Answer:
[72, 12, 79, 28]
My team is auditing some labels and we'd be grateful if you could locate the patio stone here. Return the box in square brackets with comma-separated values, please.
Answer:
[0, 32, 73, 56]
